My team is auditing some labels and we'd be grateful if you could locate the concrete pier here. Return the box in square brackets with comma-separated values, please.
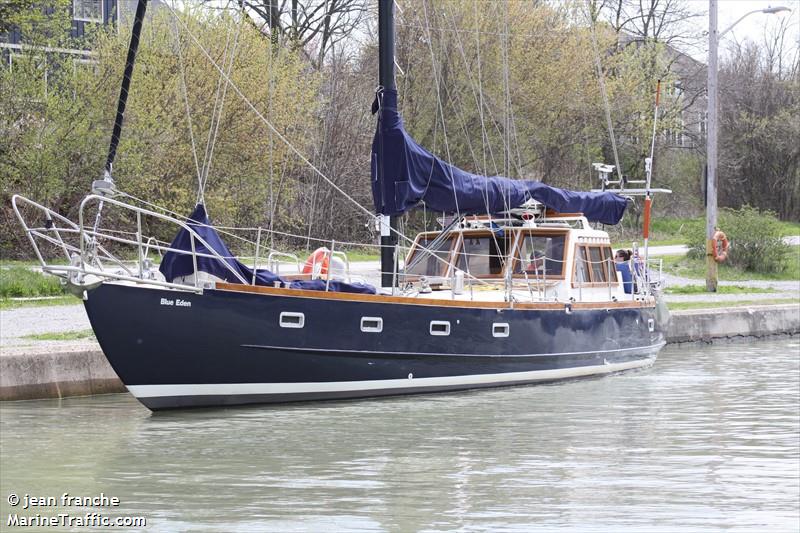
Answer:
[666, 303, 800, 344]
[0, 344, 125, 401]
[1, 304, 798, 402]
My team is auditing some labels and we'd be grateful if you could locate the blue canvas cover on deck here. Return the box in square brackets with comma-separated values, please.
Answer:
[160, 204, 376, 295]
[371, 89, 627, 225]
[160, 204, 282, 286]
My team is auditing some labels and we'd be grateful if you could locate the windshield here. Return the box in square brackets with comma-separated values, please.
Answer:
[455, 234, 514, 277]
[514, 233, 566, 277]
[404, 235, 455, 277]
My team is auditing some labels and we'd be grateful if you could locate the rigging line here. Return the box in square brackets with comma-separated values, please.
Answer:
[420, 1, 504, 276]
[164, 4, 490, 287]
[586, 1, 624, 183]
[502, 0, 511, 216]
[445, 0, 499, 177]
[117, 189, 380, 251]
[441, 1, 509, 272]
[447, 0, 520, 182]
[200, 11, 244, 201]
[420, 0, 463, 222]
[196, 11, 234, 204]
[419, 0, 484, 284]
[171, 16, 202, 187]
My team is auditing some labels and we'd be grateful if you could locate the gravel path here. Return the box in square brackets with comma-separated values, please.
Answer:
[1, 303, 91, 349]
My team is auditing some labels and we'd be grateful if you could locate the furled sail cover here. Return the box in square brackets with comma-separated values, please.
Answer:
[160, 205, 376, 294]
[371, 89, 627, 225]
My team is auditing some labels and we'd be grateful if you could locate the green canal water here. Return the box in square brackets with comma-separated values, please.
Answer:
[1, 338, 798, 532]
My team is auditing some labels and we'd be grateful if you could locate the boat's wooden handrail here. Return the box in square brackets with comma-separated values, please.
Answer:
[215, 282, 654, 311]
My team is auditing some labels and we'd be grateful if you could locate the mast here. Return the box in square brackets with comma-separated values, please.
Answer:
[378, 0, 398, 288]
[104, 0, 149, 179]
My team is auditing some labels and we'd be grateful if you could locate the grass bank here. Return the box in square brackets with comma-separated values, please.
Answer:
[22, 329, 95, 341]
[0, 296, 78, 310]
[612, 216, 800, 249]
[0, 267, 66, 298]
[662, 248, 800, 282]
[668, 298, 799, 311]
[664, 285, 778, 295]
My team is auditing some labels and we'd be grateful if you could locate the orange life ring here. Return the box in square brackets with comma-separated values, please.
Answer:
[712, 230, 729, 263]
[302, 247, 330, 275]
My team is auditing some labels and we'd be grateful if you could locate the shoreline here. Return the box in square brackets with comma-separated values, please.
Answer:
[1, 303, 798, 402]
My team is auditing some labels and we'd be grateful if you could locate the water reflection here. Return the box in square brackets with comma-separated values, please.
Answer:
[1, 339, 798, 532]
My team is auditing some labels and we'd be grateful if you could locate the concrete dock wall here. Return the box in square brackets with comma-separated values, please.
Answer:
[1, 304, 798, 402]
[0, 345, 124, 401]
[666, 304, 799, 344]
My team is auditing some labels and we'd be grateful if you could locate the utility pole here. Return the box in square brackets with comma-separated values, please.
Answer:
[706, 0, 718, 292]
[705, 2, 790, 292]
[378, 0, 398, 289]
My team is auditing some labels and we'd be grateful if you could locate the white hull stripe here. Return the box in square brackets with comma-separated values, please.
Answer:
[242, 342, 666, 359]
[126, 357, 656, 399]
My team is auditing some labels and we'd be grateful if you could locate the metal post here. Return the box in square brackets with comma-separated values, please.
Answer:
[706, 0, 719, 292]
[252, 227, 262, 285]
[106, 0, 149, 175]
[136, 211, 143, 279]
[378, 0, 398, 288]
[704, 2, 789, 292]
[325, 240, 335, 292]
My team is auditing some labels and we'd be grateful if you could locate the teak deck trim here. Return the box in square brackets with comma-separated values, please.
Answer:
[215, 282, 653, 310]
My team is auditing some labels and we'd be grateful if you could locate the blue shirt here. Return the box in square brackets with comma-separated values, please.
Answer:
[616, 262, 633, 294]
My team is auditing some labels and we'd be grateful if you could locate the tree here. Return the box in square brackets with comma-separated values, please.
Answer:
[717, 18, 800, 221]
[227, 0, 370, 68]
[0, 0, 39, 34]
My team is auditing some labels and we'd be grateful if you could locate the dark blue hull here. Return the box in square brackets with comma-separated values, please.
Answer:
[84, 283, 665, 410]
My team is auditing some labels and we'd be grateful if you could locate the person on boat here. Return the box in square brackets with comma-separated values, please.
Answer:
[615, 249, 634, 294]
[526, 250, 546, 275]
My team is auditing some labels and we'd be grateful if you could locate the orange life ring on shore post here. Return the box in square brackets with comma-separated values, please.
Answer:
[712, 230, 729, 263]
[302, 247, 330, 276]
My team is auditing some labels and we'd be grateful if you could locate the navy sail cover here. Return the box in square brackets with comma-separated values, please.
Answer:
[371, 89, 627, 225]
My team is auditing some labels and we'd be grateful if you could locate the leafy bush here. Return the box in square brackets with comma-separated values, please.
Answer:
[687, 206, 789, 273]
[0, 267, 65, 298]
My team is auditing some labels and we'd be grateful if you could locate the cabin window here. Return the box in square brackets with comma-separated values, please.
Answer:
[455, 234, 513, 277]
[73, 0, 103, 22]
[589, 247, 606, 281]
[574, 245, 614, 284]
[430, 321, 451, 336]
[514, 234, 566, 277]
[492, 323, 510, 338]
[602, 247, 615, 280]
[279, 312, 305, 328]
[574, 246, 590, 284]
[405, 235, 455, 277]
[360, 317, 383, 333]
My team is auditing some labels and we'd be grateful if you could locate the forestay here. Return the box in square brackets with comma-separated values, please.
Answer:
[371, 89, 627, 225]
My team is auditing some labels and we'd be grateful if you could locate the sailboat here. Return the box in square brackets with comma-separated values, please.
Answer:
[12, 0, 668, 410]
